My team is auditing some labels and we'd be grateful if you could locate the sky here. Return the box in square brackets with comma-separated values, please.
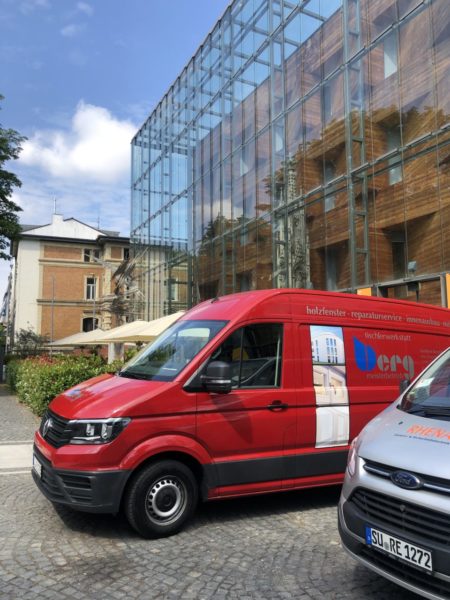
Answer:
[0, 0, 231, 297]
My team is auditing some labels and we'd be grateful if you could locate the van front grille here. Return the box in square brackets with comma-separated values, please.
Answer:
[39, 410, 71, 448]
[364, 459, 450, 496]
[350, 488, 450, 546]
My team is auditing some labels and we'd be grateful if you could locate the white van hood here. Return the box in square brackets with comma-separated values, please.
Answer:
[359, 403, 450, 479]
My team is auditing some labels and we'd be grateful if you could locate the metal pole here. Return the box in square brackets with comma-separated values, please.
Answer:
[93, 276, 96, 328]
[51, 276, 55, 343]
[90, 273, 96, 330]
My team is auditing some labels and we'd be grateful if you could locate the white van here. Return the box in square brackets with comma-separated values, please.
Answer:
[338, 346, 450, 599]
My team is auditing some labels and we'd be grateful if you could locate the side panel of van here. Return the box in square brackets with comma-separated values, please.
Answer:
[197, 313, 450, 498]
[294, 322, 450, 460]
[196, 321, 298, 496]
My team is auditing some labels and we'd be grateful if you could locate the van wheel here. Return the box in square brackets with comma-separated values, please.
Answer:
[124, 460, 198, 538]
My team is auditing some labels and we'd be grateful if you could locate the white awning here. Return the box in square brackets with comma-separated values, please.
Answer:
[88, 319, 152, 343]
[49, 312, 186, 346]
[112, 310, 185, 342]
[49, 328, 107, 346]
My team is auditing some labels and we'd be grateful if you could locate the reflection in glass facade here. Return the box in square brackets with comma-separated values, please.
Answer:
[131, 0, 450, 319]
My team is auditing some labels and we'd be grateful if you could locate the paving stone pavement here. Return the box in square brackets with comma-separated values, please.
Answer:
[0, 385, 417, 600]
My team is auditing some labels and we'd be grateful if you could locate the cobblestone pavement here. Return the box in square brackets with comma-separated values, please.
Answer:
[0, 386, 417, 600]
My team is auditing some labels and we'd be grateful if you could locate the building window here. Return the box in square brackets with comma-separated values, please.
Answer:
[168, 278, 179, 302]
[82, 317, 99, 332]
[86, 276, 97, 300]
[123, 248, 130, 261]
[84, 248, 100, 263]
[240, 147, 250, 176]
[238, 271, 252, 292]
[383, 33, 398, 79]
[390, 231, 406, 279]
[240, 226, 249, 245]
[325, 247, 337, 290]
[386, 126, 402, 184]
[324, 161, 336, 211]
[323, 83, 332, 123]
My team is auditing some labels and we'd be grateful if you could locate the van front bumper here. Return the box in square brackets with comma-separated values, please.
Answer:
[338, 493, 450, 600]
[32, 446, 131, 514]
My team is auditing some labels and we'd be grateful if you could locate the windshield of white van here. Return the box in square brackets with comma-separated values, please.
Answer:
[119, 320, 227, 381]
[400, 349, 450, 418]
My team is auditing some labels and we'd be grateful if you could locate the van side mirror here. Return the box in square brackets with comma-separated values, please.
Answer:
[399, 378, 411, 393]
[201, 361, 232, 394]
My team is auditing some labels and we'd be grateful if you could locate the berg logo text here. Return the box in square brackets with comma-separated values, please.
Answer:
[353, 337, 414, 378]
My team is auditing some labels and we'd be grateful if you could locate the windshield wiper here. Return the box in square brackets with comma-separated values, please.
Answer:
[118, 370, 150, 381]
[405, 404, 450, 417]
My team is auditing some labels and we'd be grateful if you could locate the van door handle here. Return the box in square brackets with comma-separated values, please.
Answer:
[267, 401, 288, 411]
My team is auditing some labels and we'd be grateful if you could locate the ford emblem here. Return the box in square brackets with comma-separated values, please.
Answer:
[42, 418, 53, 437]
[391, 470, 423, 490]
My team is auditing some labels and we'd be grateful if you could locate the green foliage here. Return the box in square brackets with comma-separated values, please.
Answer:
[5, 358, 20, 391]
[0, 94, 26, 260]
[12, 355, 123, 416]
[13, 327, 49, 358]
[124, 346, 139, 362]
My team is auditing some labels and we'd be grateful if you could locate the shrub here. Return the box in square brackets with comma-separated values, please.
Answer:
[13, 327, 49, 358]
[5, 359, 21, 391]
[13, 355, 123, 416]
[124, 346, 140, 362]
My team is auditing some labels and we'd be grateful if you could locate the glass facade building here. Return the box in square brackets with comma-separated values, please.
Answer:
[131, 0, 450, 319]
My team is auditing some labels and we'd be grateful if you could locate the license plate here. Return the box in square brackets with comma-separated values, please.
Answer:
[366, 526, 432, 572]
[32, 454, 42, 478]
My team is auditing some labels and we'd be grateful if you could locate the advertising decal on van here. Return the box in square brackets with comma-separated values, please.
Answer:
[353, 337, 415, 379]
[311, 326, 349, 449]
[396, 424, 450, 444]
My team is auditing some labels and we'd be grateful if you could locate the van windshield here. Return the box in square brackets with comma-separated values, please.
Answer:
[400, 349, 450, 418]
[119, 320, 227, 381]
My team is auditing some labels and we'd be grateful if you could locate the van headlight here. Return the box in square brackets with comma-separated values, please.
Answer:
[68, 418, 131, 444]
[347, 437, 359, 477]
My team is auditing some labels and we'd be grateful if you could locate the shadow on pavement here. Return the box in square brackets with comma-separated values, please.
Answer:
[50, 484, 342, 539]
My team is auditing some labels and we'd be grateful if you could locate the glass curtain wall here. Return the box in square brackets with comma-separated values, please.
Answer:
[131, 0, 450, 318]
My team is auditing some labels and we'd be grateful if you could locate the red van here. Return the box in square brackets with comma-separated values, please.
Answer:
[32, 289, 450, 537]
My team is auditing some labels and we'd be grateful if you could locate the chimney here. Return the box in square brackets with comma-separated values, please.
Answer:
[52, 214, 64, 225]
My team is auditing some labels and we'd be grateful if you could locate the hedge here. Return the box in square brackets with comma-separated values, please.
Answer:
[8, 355, 123, 416]
[5, 359, 21, 392]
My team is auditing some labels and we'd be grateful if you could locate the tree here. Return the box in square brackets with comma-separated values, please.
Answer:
[0, 95, 26, 260]
[13, 327, 49, 358]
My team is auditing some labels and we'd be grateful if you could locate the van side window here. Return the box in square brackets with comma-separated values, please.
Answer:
[212, 323, 283, 388]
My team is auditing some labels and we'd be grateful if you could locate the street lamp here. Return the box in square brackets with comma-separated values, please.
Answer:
[50, 275, 55, 343]
[90, 273, 97, 330]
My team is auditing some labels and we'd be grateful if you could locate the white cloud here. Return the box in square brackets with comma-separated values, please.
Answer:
[20, 0, 50, 15]
[0, 102, 137, 296]
[21, 101, 136, 184]
[67, 49, 88, 67]
[77, 2, 93, 16]
[61, 23, 83, 37]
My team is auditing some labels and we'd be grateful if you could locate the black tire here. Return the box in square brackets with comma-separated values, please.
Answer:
[124, 460, 198, 538]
